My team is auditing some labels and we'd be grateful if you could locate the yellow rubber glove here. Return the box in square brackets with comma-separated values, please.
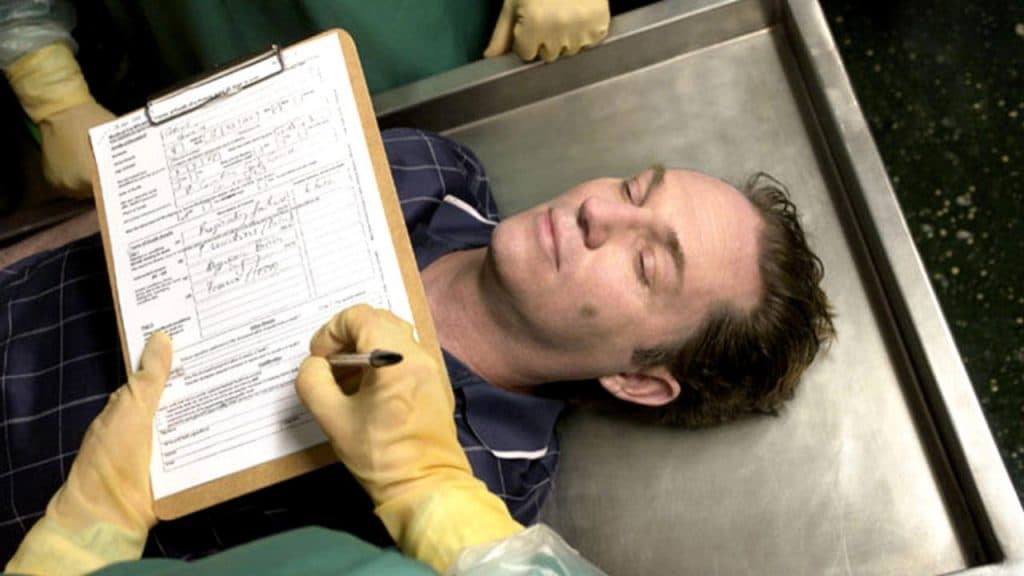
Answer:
[483, 0, 610, 63]
[5, 42, 114, 198]
[6, 333, 172, 576]
[295, 305, 523, 574]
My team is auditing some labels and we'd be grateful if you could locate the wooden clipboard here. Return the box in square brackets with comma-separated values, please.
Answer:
[89, 29, 445, 520]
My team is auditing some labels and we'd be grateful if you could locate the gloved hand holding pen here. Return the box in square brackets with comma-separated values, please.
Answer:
[296, 305, 608, 575]
[295, 305, 524, 573]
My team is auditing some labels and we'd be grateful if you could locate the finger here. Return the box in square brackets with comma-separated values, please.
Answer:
[513, 22, 541, 62]
[131, 331, 173, 413]
[582, 21, 610, 48]
[295, 356, 349, 429]
[483, 0, 515, 57]
[330, 365, 362, 396]
[140, 331, 173, 374]
[310, 303, 375, 356]
[563, 41, 583, 58]
[538, 42, 563, 63]
[312, 305, 417, 358]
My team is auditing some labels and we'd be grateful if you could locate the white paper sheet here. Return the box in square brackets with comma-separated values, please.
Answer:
[89, 34, 413, 499]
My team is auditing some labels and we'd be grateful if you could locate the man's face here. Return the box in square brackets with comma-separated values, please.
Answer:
[485, 167, 764, 380]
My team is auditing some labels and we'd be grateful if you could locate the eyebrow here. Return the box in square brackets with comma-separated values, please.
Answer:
[641, 165, 686, 281]
[644, 164, 666, 198]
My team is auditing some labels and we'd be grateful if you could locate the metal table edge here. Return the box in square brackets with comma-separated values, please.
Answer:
[781, 0, 1024, 567]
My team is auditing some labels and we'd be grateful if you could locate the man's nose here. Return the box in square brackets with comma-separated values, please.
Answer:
[578, 196, 646, 249]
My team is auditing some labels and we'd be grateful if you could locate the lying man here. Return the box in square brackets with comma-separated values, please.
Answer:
[0, 128, 834, 560]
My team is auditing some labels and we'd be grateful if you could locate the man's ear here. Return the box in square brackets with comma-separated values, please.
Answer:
[598, 366, 681, 407]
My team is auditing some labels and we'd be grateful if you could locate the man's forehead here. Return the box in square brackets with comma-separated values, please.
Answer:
[663, 168, 742, 198]
[660, 168, 764, 312]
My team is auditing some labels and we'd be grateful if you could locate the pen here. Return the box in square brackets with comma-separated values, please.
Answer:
[326, 349, 404, 368]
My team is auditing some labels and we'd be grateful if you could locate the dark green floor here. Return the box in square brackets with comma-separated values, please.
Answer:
[819, 0, 1023, 503]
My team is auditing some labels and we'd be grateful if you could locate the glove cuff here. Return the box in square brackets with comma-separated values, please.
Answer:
[5, 514, 146, 575]
[375, 474, 524, 573]
[6, 42, 93, 123]
[448, 524, 607, 576]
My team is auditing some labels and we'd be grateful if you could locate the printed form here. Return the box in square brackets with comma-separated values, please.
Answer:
[89, 35, 413, 499]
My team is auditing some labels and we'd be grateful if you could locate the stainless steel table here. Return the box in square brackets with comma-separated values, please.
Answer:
[374, 1, 1024, 574]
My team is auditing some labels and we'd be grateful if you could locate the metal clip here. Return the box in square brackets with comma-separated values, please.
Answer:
[145, 45, 285, 125]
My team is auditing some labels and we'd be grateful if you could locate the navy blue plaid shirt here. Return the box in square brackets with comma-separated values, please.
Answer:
[0, 128, 564, 560]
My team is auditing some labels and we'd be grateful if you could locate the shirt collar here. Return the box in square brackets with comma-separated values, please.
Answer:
[414, 201, 496, 269]
[443, 350, 565, 455]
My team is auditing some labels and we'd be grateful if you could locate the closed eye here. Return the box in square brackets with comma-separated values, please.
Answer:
[621, 178, 640, 205]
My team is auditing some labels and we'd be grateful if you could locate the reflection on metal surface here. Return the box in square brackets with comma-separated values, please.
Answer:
[376, 1, 1024, 574]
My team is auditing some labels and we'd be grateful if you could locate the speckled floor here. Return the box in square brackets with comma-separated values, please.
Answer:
[819, 0, 1023, 503]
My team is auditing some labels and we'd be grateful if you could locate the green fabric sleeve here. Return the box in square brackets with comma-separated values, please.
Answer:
[128, 0, 500, 94]
[89, 527, 436, 576]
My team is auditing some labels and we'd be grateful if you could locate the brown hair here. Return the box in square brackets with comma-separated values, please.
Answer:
[606, 173, 836, 426]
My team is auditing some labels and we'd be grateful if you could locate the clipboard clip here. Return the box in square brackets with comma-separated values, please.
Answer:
[145, 45, 285, 125]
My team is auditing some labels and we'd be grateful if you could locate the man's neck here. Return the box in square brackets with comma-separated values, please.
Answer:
[421, 248, 551, 393]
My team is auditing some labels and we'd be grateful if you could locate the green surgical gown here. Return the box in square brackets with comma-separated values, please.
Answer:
[90, 527, 436, 576]
[102, 0, 500, 96]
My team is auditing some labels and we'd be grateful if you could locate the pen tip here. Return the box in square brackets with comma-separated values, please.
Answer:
[371, 351, 403, 366]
